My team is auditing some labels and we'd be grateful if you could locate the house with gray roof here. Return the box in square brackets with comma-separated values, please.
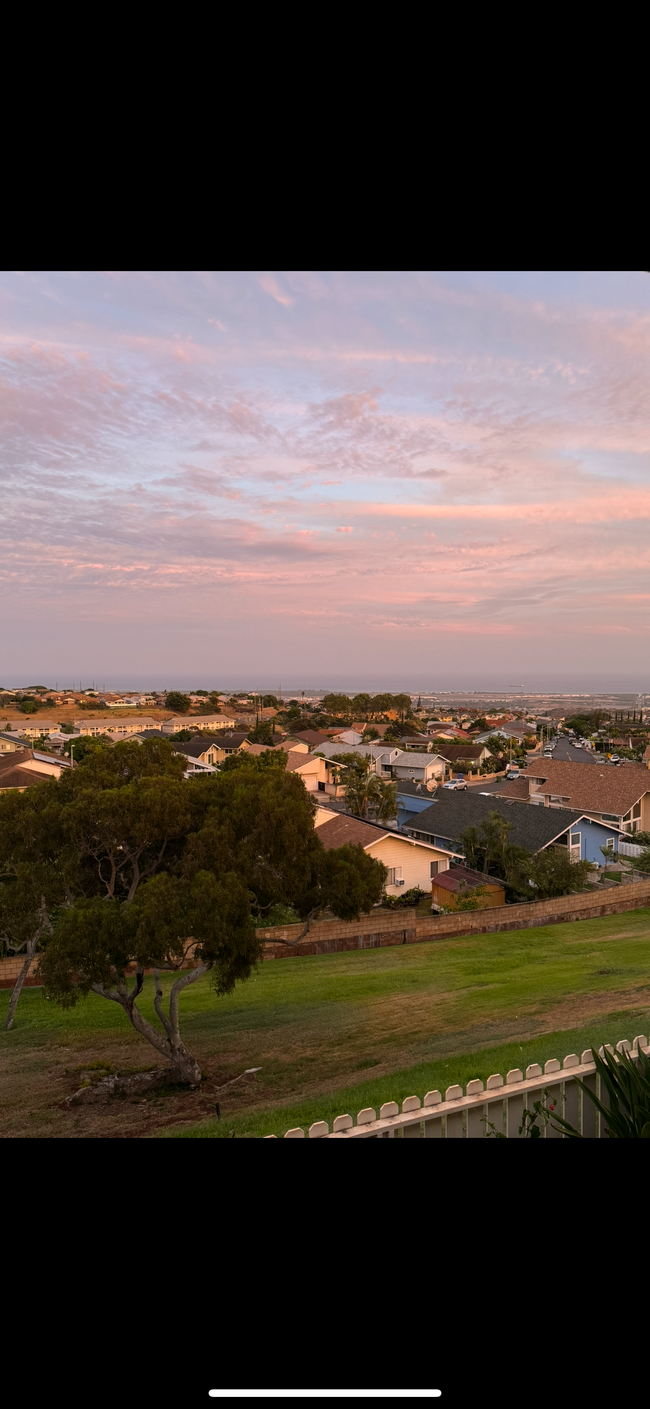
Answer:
[403, 789, 626, 865]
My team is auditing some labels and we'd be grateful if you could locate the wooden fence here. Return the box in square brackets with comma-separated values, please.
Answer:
[268, 1035, 649, 1138]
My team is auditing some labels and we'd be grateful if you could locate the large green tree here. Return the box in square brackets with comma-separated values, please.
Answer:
[321, 693, 352, 716]
[165, 691, 191, 713]
[4, 740, 385, 1078]
[458, 811, 591, 899]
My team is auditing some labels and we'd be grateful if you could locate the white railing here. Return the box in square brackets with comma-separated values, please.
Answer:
[269, 1036, 649, 1138]
[618, 841, 645, 858]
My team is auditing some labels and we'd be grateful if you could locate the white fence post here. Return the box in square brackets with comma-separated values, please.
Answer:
[543, 1059, 563, 1139]
[277, 1037, 648, 1139]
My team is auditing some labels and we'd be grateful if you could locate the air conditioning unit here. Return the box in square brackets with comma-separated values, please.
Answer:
[395, 879, 405, 886]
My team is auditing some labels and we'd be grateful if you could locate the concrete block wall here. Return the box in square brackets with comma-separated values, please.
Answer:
[3, 882, 650, 986]
[257, 879, 650, 959]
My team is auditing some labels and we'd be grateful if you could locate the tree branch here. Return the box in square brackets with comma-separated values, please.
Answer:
[265, 905, 322, 946]
[153, 968, 173, 1038]
[168, 963, 209, 1043]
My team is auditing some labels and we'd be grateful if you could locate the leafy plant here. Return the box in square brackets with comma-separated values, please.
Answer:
[382, 886, 427, 909]
[550, 1045, 650, 1139]
[484, 1092, 558, 1137]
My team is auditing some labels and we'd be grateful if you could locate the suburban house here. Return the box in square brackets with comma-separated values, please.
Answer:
[314, 742, 402, 775]
[330, 728, 364, 745]
[313, 810, 458, 896]
[0, 736, 24, 754]
[194, 731, 251, 761]
[390, 752, 448, 785]
[395, 777, 447, 828]
[499, 761, 650, 834]
[9, 720, 60, 739]
[403, 788, 627, 865]
[161, 714, 233, 734]
[0, 748, 67, 793]
[285, 729, 335, 749]
[431, 866, 505, 911]
[436, 745, 492, 769]
[170, 737, 225, 768]
[77, 716, 160, 738]
[285, 750, 347, 797]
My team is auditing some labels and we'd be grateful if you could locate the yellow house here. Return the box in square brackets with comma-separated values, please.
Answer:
[314, 810, 456, 894]
[285, 750, 347, 797]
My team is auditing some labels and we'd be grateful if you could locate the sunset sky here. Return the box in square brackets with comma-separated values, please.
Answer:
[2, 269, 650, 691]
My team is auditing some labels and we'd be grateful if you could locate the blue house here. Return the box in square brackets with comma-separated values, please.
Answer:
[400, 788, 626, 865]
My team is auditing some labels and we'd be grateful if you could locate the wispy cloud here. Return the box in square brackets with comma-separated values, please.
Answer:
[2, 269, 650, 683]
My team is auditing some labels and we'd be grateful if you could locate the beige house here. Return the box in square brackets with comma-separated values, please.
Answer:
[314, 810, 456, 895]
[0, 738, 22, 754]
[76, 716, 159, 738]
[285, 750, 347, 797]
[11, 721, 59, 739]
[0, 748, 65, 792]
[161, 714, 235, 734]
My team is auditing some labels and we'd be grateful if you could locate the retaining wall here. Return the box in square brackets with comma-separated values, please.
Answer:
[258, 879, 650, 959]
[3, 880, 650, 986]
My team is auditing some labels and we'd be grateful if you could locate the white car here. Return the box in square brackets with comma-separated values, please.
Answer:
[443, 780, 467, 790]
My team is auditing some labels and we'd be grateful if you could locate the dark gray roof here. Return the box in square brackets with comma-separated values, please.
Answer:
[396, 778, 439, 798]
[172, 737, 222, 759]
[404, 790, 622, 853]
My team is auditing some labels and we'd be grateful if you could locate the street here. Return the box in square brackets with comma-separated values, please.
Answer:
[549, 737, 604, 765]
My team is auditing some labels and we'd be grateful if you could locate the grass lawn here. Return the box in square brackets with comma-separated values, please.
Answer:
[1, 907, 650, 1139]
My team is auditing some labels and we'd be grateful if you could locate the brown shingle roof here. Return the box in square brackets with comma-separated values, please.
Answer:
[0, 747, 34, 773]
[0, 764, 52, 790]
[285, 750, 318, 773]
[316, 815, 390, 850]
[496, 777, 530, 799]
[434, 865, 505, 894]
[437, 745, 486, 762]
[289, 730, 332, 747]
[507, 760, 650, 815]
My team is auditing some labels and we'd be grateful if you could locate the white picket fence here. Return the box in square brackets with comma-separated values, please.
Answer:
[618, 841, 645, 858]
[269, 1035, 649, 1138]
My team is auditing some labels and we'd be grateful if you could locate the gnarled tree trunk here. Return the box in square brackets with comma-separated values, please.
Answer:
[90, 963, 207, 1085]
[4, 935, 38, 1032]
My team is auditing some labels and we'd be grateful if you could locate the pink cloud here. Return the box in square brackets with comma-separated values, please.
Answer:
[2, 269, 650, 683]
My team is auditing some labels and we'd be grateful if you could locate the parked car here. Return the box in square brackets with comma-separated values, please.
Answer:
[443, 780, 467, 790]
[610, 754, 620, 763]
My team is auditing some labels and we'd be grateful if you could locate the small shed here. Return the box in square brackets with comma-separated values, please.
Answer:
[431, 865, 505, 912]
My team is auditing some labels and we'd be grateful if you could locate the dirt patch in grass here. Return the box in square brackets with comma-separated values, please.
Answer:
[3, 909, 650, 1137]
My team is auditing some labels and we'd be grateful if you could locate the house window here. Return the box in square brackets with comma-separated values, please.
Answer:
[385, 866, 403, 886]
[604, 837, 615, 851]
[633, 802, 641, 819]
[601, 813, 620, 823]
[318, 781, 325, 791]
[430, 861, 441, 878]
